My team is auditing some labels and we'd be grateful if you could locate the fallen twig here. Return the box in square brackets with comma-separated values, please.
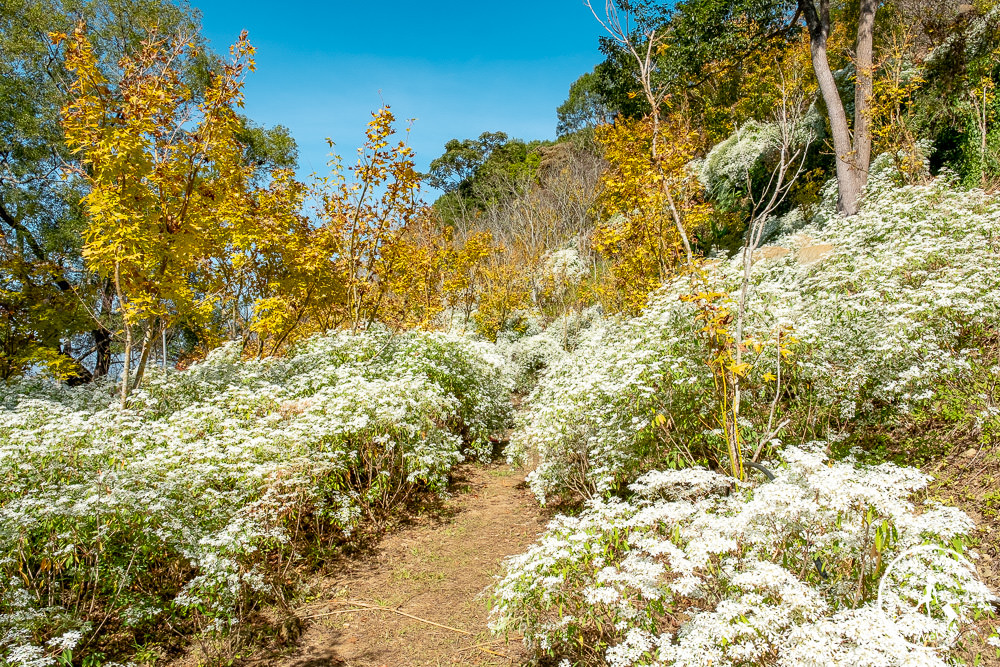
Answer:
[300, 607, 370, 619]
[456, 638, 515, 655]
[301, 599, 473, 636]
[457, 642, 515, 659]
[464, 645, 517, 660]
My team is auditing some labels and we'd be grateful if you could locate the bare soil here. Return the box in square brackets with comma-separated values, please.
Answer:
[265, 460, 549, 667]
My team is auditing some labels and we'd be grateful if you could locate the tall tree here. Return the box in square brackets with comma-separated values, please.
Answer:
[1, 0, 296, 382]
[426, 131, 510, 194]
[0, 0, 211, 381]
[798, 0, 877, 215]
[313, 107, 427, 333]
[60, 25, 255, 404]
[587, 0, 697, 263]
[557, 69, 616, 136]
[590, 0, 881, 216]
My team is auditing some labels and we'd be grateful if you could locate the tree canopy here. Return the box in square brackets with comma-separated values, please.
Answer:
[0, 0, 298, 382]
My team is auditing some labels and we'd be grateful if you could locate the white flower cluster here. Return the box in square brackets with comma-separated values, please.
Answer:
[755, 175, 1000, 416]
[496, 306, 604, 395]
[698, 113, 823, 205]
[543, 246, 588, 285]
[512, 288, 710, 501]
[516, 176, 1000, 501]
[0, 328, 511, 665]
[491, 446, 995, 666]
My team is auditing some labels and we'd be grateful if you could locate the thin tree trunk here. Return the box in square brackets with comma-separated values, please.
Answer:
[130, 323, 155, 393]
[267, 286, 314, 357]
[972, 86, 989, 186]
[854, 0, 877, 188]
[800, 0, 862, 216]
[662, 183, 694, 266]
[93, 327, 112, 378]
[120, 325, 132, 407]
[114, 263, 132, 408]
[983, 94, 989, 187]
[92, 279, 115, 379]
[645, 50, 695, 267]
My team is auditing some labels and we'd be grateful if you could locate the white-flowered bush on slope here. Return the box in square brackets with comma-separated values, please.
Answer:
[496, 306, 604, 394]
[491, 446, 995, 666]
[0, 329, 510, 666]
[497, 174, 1000, 664]
[514, 173, 1000, 502]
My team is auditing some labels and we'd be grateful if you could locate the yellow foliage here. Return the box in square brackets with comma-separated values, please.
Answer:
[593, 116, 710, 314]
[681, 280, 798, 477]
[380, 211, 451, 329]
[442, 230, 495, 322]
[60, 26, 254, 329]
[867, 29, 926, 180]
[311, 107, 428, 334]
[59, 25, 257, 398]
[730, 30, 816, 127]
[472, 254, 533, 341]
[245, 107, 451, 353]
[234, 170, 346, 355]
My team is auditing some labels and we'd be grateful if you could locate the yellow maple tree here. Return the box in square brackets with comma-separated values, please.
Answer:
[312, 107, 427, 333]
[59, 25, 254, 403]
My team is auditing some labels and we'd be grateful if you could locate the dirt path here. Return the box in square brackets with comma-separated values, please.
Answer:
[270, 460, 548, 667]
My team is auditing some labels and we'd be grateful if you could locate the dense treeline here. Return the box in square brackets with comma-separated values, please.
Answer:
[427, 0, 999, 324]
[0, 1, 298, 384]
[2, 0, 998, 388]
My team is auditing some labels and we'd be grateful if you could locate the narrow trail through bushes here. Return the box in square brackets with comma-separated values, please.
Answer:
[270, 458, 548, 667]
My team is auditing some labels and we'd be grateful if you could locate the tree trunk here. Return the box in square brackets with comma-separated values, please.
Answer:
[114, 262, 132, 408]
[1, 202, 116, 382]
[63, 345, 93, 387]
[91, 279, 115, 379]
[801, 0, 862, 216]
[800, 0, 877, 217]
[854, 0, 877, 188]
[130, 325, 154, 393]
[92, 326, 112, 379]
[983, 96, 989, 187]
[120, 322, 132, 408]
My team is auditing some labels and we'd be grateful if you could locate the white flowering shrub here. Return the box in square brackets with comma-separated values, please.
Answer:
[516, 176, 1000, 502]
[761, 176, 1000, 415]
[542, 246, 588, 286]
[0, 329, 510, 665]
[698, 112, 823, 208]
[497, 306, 604, 395]
[491, 446, 995, 666]
[499, 331, 568, 395]
[512, 300, 710, 501]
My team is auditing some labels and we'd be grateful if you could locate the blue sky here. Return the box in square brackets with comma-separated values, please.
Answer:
[194, 1, 606, 188]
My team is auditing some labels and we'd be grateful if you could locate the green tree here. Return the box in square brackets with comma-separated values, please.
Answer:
[235, 116, 299, 183]
[599, 0, 880, 216]
[557, 68, 616, 136]
[912, 2, 1000, 184]
[592, 40, 650, 121]
[428, 132, 553, 226]
[426, 131, 510, 193]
